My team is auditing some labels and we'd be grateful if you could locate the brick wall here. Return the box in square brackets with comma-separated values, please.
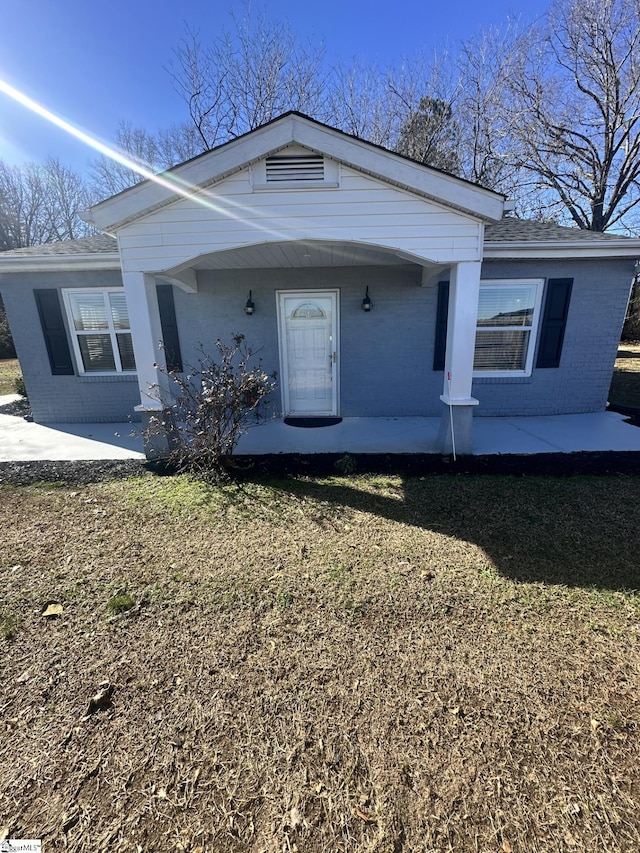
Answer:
[0, 270, 140, 423]
[474, 258, 634, 416]
[181, 265, 444, 417]
[1, 255, 633, 424]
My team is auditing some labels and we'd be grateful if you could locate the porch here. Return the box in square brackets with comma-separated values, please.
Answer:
[1, 397, 639, 461]
[234, 412, 640, 456]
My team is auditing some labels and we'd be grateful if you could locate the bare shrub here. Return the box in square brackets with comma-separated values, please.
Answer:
[151, 334, 277, 480]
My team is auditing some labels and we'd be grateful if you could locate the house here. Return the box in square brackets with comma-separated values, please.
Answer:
[1, 112, 638, 459]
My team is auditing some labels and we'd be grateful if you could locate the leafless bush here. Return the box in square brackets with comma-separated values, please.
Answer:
[151, 334, 277, 480]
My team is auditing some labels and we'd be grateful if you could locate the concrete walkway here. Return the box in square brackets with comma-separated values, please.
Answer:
[0, 396, 145, 461]
[1, 394, 640, 461]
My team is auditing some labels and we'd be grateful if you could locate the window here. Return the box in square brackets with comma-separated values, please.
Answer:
[473, 279, 544, 377]
[62, 288, 136, 374]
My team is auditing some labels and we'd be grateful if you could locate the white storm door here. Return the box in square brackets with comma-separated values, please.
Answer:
[277, 291, 339, 416]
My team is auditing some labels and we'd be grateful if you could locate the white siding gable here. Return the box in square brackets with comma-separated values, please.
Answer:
[117, 163, 484, 274]
[88, 114, 504, 231]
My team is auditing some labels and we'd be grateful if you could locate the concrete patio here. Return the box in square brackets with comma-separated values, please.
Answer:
[1, 394, 640, 461]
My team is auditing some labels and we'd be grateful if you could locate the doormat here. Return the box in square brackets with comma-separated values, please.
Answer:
[284, 417, 343, 428]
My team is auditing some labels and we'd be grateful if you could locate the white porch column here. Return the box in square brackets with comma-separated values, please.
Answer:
[122, 271, 173, 459]
[437, 260, 481, 455]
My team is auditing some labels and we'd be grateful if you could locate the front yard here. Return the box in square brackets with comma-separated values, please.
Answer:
[0, 357, 20, 395]
[608, 342, 640, 409]
[1, 472, 639, 852]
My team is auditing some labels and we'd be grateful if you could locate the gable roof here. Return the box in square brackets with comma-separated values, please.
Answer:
[83, 112, 506, 233]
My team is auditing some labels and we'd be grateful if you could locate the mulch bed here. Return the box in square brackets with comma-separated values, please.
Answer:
[2, 447, 640, 489]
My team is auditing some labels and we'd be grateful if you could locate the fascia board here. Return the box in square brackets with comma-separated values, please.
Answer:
[87, 122, 298, 232]
[0, 254, 122, 273]
[484, 241, 640, 259]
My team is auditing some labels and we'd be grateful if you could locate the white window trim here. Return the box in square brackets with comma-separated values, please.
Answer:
[62, 287, 136, 376]
[473, 278, 544, 378]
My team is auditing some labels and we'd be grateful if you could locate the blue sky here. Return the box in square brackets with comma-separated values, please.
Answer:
[0, 0, 550, 176]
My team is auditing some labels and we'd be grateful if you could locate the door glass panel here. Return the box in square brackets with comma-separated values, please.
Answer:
[292, 302, 326, 319]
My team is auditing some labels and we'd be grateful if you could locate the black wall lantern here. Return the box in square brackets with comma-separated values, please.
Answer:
[244, 290, 255, 315]
[361, 286, 372, 312]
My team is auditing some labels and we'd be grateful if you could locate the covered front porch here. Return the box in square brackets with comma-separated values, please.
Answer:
[122, 243, 484, 459]
[1, 391, 639, 461]
[234, 412, 640, 456]
[1, 400, 639, 462]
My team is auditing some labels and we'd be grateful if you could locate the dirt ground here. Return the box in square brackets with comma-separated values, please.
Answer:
[1, 469, 639, 852]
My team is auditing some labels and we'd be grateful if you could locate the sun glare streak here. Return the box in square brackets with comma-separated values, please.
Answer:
[0, 78, 161, 180]
[0, 78, 343, 250]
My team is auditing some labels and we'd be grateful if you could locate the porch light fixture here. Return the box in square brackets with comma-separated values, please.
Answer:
[361, 286, 372, 312]
[244, 290, 255, 315]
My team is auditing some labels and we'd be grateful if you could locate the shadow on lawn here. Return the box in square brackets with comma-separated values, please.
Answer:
[268, 473, 640, 593]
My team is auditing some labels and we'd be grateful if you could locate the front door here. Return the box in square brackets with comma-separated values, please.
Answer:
[277, 290, 339, 416]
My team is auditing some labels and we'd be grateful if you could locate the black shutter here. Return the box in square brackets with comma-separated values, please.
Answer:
[156, 284, 183, 373]
[34, 289, 74, 375]
[433, 281, 449, 370]
[536, 278, 573, 369]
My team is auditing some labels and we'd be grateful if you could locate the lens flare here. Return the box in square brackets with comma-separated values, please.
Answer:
[0, 77, 351, 258]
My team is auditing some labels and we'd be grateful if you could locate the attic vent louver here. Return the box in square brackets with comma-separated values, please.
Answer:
[266, 154, 324, 182]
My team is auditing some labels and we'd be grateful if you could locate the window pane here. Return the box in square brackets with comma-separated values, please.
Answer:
[116, 333, 136, 371]
[109, 291, 131, 330]
[477, 285, 537, 327]
[78, 334, 116, 372]
[68, 292, 108, 331]
[474, 330, 529, 371]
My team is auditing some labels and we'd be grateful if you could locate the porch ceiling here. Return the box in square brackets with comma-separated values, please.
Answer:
[190, 240, 410, 270]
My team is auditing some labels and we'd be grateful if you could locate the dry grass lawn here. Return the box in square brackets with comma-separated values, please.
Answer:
[0, 358, 20, 396]
[1, 472, 639, 852]
[608, 343, 640, 409]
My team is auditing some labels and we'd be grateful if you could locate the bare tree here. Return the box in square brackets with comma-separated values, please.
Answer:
[87, 0, 640, 237]
[169, 9, 327, 149]
[91, 121, 204, 196]
[455, 24, 525, 192]
[507, 0, 640, 231]
[327, 60, 399, 148]
[0, 159, 94, 250]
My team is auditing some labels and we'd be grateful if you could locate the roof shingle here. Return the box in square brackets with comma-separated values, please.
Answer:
[0, 234, 117, 257]
[484, 218, 629, 243]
